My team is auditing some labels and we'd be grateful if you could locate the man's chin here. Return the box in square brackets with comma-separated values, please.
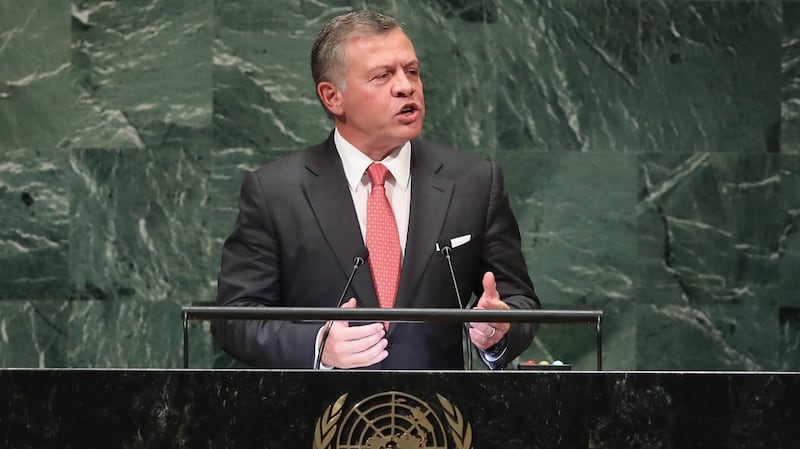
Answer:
[395, 123, 424, 141]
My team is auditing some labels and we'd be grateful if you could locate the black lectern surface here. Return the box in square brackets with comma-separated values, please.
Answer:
[2, 369, 800, 449]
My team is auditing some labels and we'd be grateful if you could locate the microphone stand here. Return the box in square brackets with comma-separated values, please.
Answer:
[440, 246, 473, 370]
[314, 255, 366, 370]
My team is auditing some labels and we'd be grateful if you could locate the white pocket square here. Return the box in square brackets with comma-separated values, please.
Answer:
[450, 234, 471, 248]
[436, 234, 472, 251]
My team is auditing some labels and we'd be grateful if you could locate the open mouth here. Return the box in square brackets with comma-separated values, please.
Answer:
[399, 104, 417, 115]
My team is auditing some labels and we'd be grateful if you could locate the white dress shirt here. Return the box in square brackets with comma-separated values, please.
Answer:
[333, 128, 411, 256]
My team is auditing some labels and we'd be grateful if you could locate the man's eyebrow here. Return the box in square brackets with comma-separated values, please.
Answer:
[372, 61, 419, 69]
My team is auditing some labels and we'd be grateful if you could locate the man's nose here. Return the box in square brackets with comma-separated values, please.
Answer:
[392, 72, 415, 97]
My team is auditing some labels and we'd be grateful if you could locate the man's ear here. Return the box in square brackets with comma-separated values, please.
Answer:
[317, 81, 343, 116]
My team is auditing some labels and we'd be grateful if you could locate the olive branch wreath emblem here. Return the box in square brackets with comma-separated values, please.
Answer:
[313, 393, 348, 449]
[312, 392, 472, 449]
[436, 393, 473, 449]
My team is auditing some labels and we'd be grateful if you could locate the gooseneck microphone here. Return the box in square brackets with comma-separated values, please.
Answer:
[314, 252, 368, 370]
[440, 246, 465, 310]
[437, 243, 473, 370]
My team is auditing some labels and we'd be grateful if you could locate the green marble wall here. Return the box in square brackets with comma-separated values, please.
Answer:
[1, 0, 798, 371]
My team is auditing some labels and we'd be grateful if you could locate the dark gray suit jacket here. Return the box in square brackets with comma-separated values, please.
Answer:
[213, 133, 540, 369]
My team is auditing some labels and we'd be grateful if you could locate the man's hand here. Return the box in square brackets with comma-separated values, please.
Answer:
[320, 298, 388, 368]
[468, 272, 510, 350]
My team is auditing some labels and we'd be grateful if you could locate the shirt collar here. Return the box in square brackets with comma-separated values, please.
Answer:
[334, 128, 411, 191]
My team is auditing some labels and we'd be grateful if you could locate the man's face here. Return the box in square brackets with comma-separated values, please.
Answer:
[329, 28, 425, 159]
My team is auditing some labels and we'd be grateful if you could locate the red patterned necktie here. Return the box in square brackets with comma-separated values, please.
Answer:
[366, 163, 402, 312]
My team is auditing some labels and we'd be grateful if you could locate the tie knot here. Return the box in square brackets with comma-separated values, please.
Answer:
[367, 163, 390, 187]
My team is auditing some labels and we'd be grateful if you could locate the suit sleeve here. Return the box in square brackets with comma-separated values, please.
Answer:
[212, 171, 321, 368]
[479, 160, 541, 367]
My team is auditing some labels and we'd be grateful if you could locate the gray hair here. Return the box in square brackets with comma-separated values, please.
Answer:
[311, 10, 401, 113]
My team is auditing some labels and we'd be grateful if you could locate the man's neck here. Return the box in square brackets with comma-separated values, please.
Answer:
[334, 128, 404, 161]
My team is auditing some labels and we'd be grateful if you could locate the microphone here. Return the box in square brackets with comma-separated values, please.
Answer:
[436, 241, 472, 370]
[438, 244, 465, 309]
[314, 251, 368, 370]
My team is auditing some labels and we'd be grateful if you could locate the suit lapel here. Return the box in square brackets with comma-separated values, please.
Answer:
[302, 136, 378, 307]
[395, 142, 454, 308]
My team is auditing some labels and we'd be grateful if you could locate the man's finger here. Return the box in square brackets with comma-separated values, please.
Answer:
[340, 297, 357, 308]
[343, 323, 386, 340]
[349, 338, 389, 367]
[482, 271, 498, 299]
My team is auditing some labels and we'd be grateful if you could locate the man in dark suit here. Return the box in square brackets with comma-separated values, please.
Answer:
[213, 10, 540, 370]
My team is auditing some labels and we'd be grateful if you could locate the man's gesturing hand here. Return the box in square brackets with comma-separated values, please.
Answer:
[320, 298, 388, 369]
[468, 272, 510, 350]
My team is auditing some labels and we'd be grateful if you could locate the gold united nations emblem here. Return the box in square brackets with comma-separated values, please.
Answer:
[312, 391, 473, 449]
